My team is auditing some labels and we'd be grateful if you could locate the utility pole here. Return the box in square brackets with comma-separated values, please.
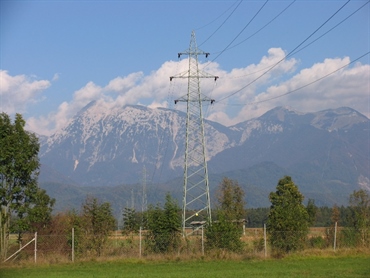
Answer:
[170, 31, 218, 236]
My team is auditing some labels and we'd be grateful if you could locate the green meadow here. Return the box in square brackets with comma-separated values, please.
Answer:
[1, 255, 369, 278]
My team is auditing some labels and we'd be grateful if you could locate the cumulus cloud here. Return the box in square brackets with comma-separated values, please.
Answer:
[0, 70, 51, 114]
[13, 48, 370, 135]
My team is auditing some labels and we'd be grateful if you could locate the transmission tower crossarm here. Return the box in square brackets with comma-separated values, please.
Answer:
[171, 75, 219, 80]
[178, 51, 210, 58]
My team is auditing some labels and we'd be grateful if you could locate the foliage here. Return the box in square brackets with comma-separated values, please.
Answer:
[246, 207, 269, 228]
[11, 188, 55, 234]
[246, 206, 356, 228]
[205, 213, 244, 252]
[0, 113, 54, 259]
[145, 193, 181, 253]
[325, 204, 340, 247]
[206, 177, 245, 252]
[306, 199, 318, 226]
[343, 189, 370, 247]
[122, 207, 140, 235]
[81, 196, 116, 256]
[217, 177, 245, 221]
[307, 235, 327, 249]
[267, 176, 309, 256]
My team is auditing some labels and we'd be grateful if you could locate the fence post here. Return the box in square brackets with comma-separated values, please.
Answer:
[139, 227, 142, 258]
[334, 221, 337, 251]
[34, 232, 37, 263]
[72, 227, 75, 262]
[264, 224, 267, 258]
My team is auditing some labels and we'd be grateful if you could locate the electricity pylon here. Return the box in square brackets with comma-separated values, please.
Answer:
[141, 165, 147, 214]
[170, 31, 218, 236]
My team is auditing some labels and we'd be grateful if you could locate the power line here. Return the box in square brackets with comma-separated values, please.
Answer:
[198, 0, 243, 47]
[212, 0, 296, 54]
[289, 0, 370, 57]
[218, 0, 352, 103]
[209, 0, 269, 65]
[217, 0, 368, 81]
[194, 0, 240, 31]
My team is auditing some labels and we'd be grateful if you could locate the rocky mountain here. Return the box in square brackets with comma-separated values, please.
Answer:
[38, 103, 370, 209]
[39, 101, 238, 186]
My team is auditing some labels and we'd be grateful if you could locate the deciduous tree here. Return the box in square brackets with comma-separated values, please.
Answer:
[1, 113, 53, 259]
[348, 189, 370, 247]
[11, 188, 55, 235]
[82, 196, 116, 256]
[217, 177, 245, 221]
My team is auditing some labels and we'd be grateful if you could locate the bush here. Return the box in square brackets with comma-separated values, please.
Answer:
[307, 236, 327, 249]
[145, 193, 181, 253]
[205, 214, 243, 253]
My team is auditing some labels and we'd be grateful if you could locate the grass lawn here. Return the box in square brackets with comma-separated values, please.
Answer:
[1, 255, 369, 278]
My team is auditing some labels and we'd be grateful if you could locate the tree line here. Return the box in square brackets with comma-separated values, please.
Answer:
[1, 113, 369, 259]
[246, 204, 362, 228]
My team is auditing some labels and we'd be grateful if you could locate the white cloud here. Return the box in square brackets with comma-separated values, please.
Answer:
[105, 72, 143, 93]
[147, 100, 169, 109]
[255, 57, 370, 118]
[18, 48, 370, 135]
[206, 55, 370, 125]
[0, 70, 51, 114]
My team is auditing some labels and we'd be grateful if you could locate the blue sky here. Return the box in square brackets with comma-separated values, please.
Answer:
[1, 0, 369, 135]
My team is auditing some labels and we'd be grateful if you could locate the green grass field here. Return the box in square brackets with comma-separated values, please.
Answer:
[1, 255, 369, 278]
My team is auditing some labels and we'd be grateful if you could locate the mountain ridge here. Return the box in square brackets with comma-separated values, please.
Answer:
[38, 103, 369, 210]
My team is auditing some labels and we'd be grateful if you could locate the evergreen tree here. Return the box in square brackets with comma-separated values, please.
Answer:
[306, 199, 318, 226]
[267, 176, 309, 255]
[122, 207, 139, 235]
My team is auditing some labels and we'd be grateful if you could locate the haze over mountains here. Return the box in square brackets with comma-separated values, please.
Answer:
[38, 102, 369, 213]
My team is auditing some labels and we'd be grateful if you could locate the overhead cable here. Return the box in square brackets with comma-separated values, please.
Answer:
[212, 0, 296, 54]
[195, 0, 241, 31]
[218, 0, 352, 102]
[209, 0, 269, 64]
[289, 0, 369, 57]
[221, 0, 368, 80]
[198, 0, 243, 47]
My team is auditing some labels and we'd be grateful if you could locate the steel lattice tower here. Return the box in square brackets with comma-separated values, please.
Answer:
[170, 31, 218, 236]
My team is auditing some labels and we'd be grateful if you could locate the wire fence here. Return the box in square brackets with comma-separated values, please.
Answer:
[2, 224, 368, 264]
